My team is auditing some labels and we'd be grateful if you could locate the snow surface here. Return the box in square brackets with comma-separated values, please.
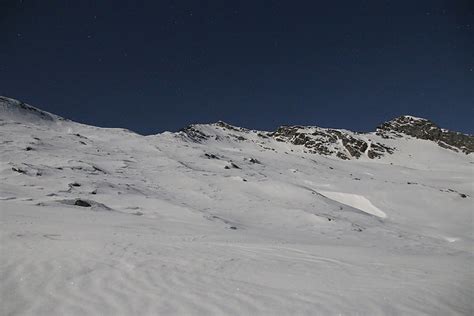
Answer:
[400, 115, 426, 121]
[317, 191, 387, 218]
[0, 97, 473, 315]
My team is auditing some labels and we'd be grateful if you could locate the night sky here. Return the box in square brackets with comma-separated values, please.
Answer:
[1, 0, 473, 134]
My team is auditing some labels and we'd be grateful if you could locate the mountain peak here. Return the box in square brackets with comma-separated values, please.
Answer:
[212, 120, 249, 132]
[2, 96, 472, 156]
[396, 114, 428, 121]
[0, 96, 64, 124]
[377, 115, 473, 154]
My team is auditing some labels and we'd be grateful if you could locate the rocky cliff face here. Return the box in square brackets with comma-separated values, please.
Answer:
[270, 126, 394, 160]
[376, 116, 474, 154]
[5, 96, 468, 160]
[180, 115, 473, 160]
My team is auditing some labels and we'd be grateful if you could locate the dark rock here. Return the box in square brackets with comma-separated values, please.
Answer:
[248, 158, 261, 164]
[69, 182, 81, 187]
[376, 116, 474, 154]
[270, 125, 393, 160]
[229, 226, 237, 230]
[179, 125, 210, 143]
[12, 167, 26, 174]
[336, 152, 350, 160]
[267, 115, 470, 159]
[74, 199, 91, 207]
[215, 121, 242, 132]
[74, 133, 88, 139]
[459, 193, 467, 198]
[92, 165, 106, 174]
[368, 143, 394, 159]
[25, 146, 33, 151]
[205, 153, 219, 159]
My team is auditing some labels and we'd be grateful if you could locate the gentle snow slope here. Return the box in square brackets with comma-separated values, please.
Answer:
[1, 97, 473, 315]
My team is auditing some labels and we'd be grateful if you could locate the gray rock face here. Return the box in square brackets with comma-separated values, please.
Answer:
[376, 116, 474, 154]
[179, 125, 210, 143]
[180, 121, 249, 143]
[181, 116, 472, 160]
[214, 121, 245, 132]
[270, 126, 393, 160]
[74, 199, 91, 207]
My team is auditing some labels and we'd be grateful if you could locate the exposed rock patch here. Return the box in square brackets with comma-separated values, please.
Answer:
[74, 199, 91, 207]
[376, 116, 474, 154]
[179, 115, 470, 160]
[179, 125, 210, 142]
[204, 153, 219, 159]
[270, 126, 394, 160]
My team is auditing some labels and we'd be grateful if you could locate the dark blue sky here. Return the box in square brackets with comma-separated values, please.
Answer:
[1, 0, 473, 134]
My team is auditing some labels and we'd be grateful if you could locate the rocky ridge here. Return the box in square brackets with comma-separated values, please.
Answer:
[182, 115, 472, 160]
[0, 96, 64, 124]
[376, 115, 474, 154]
[2, 96, 472, 159]
[269, 126, 394, 160]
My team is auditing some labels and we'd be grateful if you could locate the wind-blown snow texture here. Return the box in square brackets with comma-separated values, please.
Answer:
[1, 96, 473, 315]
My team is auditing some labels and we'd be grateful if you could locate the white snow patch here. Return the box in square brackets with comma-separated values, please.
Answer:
[319, 191, 387, 218]
[443, 237, 460, 243]
[402, 115, 425, 121]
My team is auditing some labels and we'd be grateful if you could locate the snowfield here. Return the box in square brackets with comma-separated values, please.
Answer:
[0, 97, 473, 315]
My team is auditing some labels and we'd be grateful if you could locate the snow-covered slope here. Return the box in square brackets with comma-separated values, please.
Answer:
[1, 97, 473, 315]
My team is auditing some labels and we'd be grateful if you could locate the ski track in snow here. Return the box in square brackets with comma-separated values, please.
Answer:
[1, 98, 473, 315]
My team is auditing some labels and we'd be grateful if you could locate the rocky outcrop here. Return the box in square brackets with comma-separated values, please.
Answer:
[214, 121, 246, 132]
[180, 115, 471, 160]
[270, 126, 393, 160]
[377, 116, 474, 154]
[179, 125, 210, 143]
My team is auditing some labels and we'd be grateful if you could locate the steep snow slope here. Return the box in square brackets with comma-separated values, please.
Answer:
[1, 97, 473, 315]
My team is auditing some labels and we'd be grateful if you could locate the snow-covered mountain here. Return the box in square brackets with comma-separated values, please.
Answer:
[1, 96, 473, 315]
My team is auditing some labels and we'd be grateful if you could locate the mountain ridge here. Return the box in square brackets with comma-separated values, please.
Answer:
[1, 96, 473, 159]
[1, 95, 472, 315]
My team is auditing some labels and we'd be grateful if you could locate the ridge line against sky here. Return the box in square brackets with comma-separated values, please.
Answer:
[1, 0, 473, 134]
[3, 95, 473, 138]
